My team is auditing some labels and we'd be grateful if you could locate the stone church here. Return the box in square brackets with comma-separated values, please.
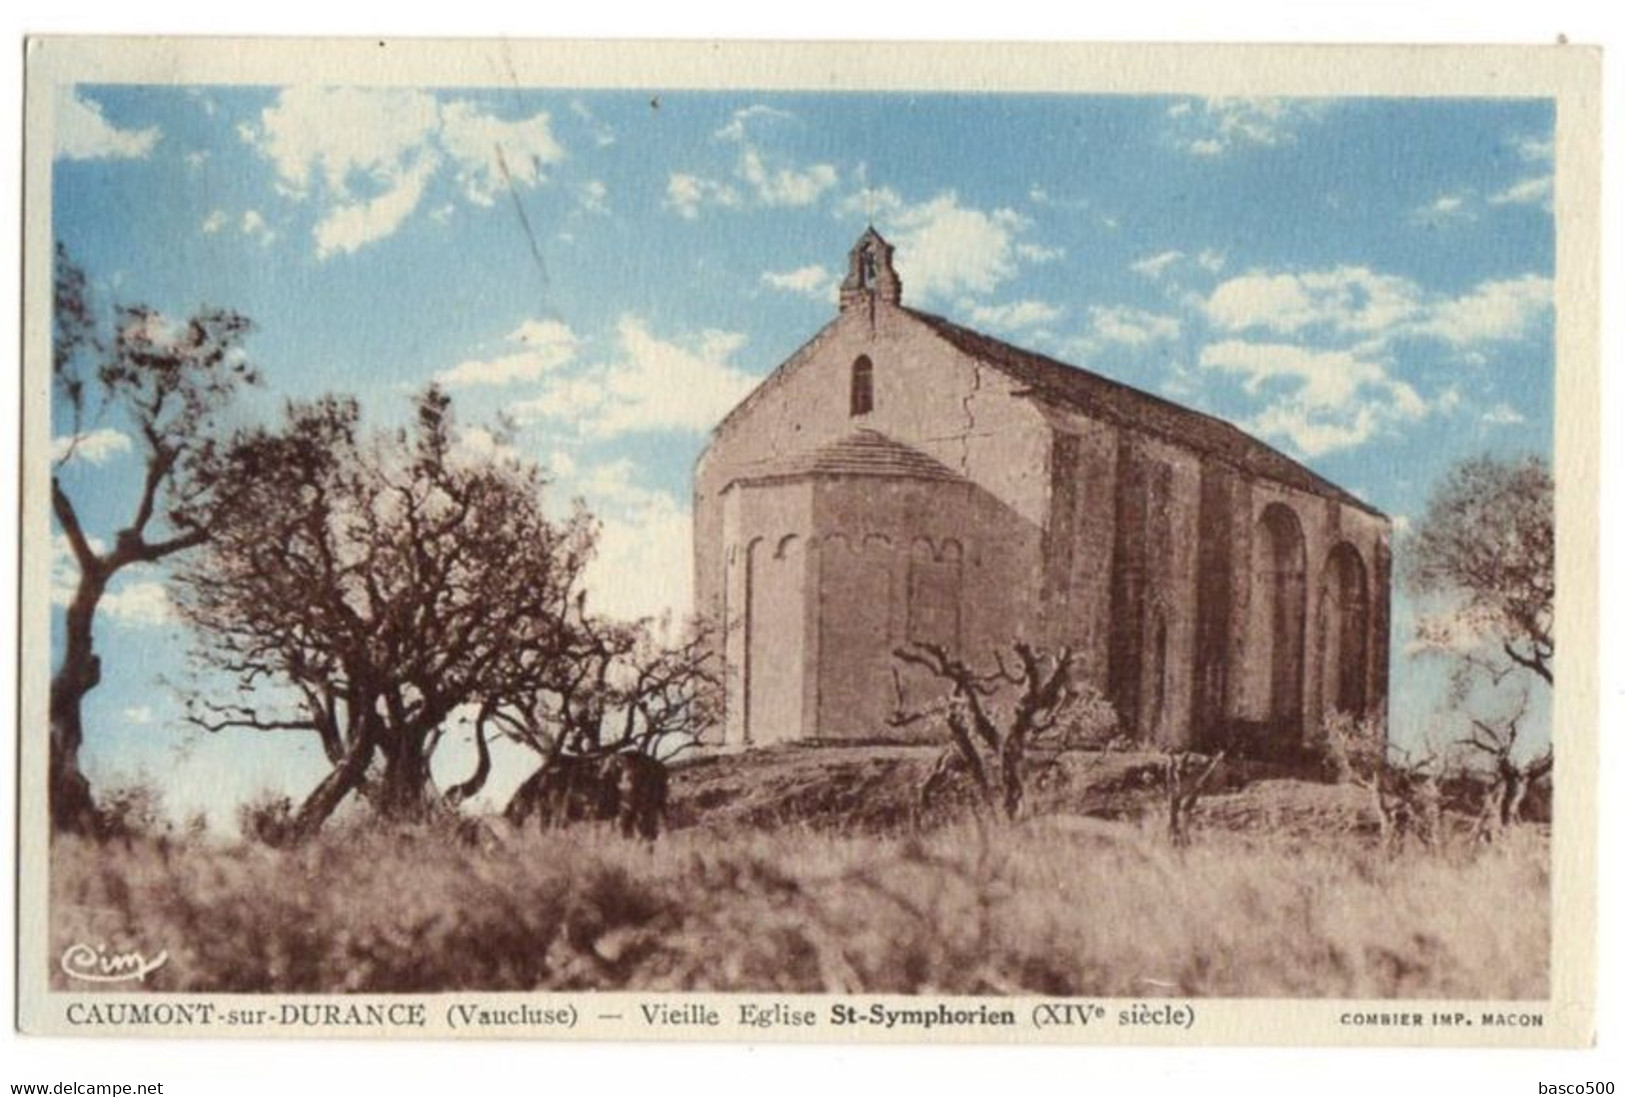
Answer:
[693, 230, 1390, 755]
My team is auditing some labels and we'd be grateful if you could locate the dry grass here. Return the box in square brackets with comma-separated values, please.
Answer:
[51, 813, 1548, 998]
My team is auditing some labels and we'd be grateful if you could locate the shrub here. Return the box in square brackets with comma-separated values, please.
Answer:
[1318, 710, 1387, 785]
[94, 776, 172, 840]
[236, 791, 296, 847]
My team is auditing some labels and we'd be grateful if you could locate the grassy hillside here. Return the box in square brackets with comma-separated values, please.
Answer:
[51, 744, 1549, 997]
[664, 742, 1375, 837]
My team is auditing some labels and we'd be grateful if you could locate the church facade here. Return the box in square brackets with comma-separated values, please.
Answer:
[693, 230, 1390, 755]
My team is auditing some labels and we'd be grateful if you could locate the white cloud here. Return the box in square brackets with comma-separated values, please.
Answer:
[1412, 191, 1476, 224]
[53, 428, 132, 465]
[1412, 275, 1552, 345]
[186, 89, 220, 117]
[102, 581, 176, 627]
[1026, 186, 1090, 213]
[312, 153, 439, 259]
[547, 450, 577, 479]
[1015, 242, 1065, 264]
[738, 149, 838, 208]
[1131, 248, 1224, 281]
[123, 706, 155, 726]
[1202, 341, 1385, 410]
[204, 208, 276, 246]
[56, 89, 160, 160]
[667, 106, 836, 217]
[761, 264, 837, 300]
[1166, 97, 1325, 157]
[1131, 250, 1184, 280]
[250, 87, 442, 196]
[1489, 175, 1552, 209]
[1200, 340, 1428, 457]
[719, 106, 836, 207]
[513, 316, 757, 438]
[512, 318, 576, 347]
[578, 179, 610, 216]
[241, 210, 276, 247]
[960, 299, 1063, 331]
[1089, 305, 1180, 346]
[1481, 403, 1526, 426]
[1185, 262, 1548, 456]
[1204, 266, 1551, 352]
[577, 458, 664, 508]
[714, 105, 794, 142]
[850, 189, 1041, 304]
[1204, 266, 1422, 337]
[1065, 306, 1185, 371]
[665, 173, 740, 220]
[243, 88, 566, 257]
[581, 484, 693, 622]
[1486, 133, 1554, 210]
[666, 174, 703, 219]
[1244, 403, 1385, 458]
[1516, 136, 1554, 163]
[895, 199, 1025, 300]
[837, 185, 895, 220]
[435, 318, 580, 388]
[437, 100, 565, 206]
[536, 457, 693, 620]
[450, 425, 519, 466]
[570, 99, 617, 148]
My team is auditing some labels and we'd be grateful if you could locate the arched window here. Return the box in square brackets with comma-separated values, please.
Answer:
[850, 356, 874, 417]
[1320, 542, 1370, 718]
[1251, 503, 1308, 737]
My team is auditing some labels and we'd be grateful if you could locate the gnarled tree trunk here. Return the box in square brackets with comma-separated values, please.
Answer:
[48, 558, 108, 836]
[287, 723, 378, 843]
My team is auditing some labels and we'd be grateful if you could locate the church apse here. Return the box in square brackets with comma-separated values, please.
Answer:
[718, 447, 1041, 745]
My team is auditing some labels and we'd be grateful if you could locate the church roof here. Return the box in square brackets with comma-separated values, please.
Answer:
[904, 307, 1381, 516]
[728, 429, 963, 486]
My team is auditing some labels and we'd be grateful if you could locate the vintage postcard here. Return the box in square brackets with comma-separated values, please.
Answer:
[17, 37, 1600, 1045]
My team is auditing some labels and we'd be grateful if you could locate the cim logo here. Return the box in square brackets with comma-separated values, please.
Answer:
[60, 942, 168, 984]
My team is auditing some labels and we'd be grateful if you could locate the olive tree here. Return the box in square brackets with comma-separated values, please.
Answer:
[1405, 453, 1555, 832]
[173, 388, 594, 840]
[49, 246, 258, 833]
[1406, 454, 1553, 688]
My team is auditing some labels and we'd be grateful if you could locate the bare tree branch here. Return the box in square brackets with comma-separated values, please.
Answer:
[893, 640, 1101, 822]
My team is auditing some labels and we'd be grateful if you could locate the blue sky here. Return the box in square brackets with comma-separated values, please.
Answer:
[48, 84, 1556, 825]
